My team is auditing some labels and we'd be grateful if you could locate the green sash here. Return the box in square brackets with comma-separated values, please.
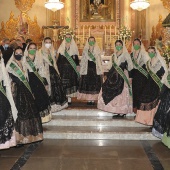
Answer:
[0, 81, 6, 97]
[113, 60, 132, 96]
[10, 62, 33, 94]
[131, 54, 149, 78]
[26, 56, 45, 86]
[88, 51, 96, 63]
[147, 61, 163, 90]
[167, 74, 170, 84]
[48, 54, 54, 66]
[64, 50, 80, 78]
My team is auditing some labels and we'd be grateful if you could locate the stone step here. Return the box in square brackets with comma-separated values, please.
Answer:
[53, 109, 136, 117]
[45, 115, 147, 127]
[43, 126, 159, 140]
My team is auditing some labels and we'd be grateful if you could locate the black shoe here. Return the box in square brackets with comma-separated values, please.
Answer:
[112, 114, 126, 119]
[87, 101, 91, 105]
[91, 101, 95, 105]
[15, 144, 24, 148]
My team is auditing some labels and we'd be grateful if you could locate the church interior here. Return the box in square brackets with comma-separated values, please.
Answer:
[0, 0, 170, 170]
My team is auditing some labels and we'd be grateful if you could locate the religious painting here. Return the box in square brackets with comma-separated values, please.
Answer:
[80, 0, 116, 22]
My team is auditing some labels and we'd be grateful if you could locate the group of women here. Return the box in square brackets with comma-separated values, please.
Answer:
[0, 34, 170, 150]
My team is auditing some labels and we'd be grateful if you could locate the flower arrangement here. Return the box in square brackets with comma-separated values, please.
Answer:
[162, 42, 170, 65]
[119, 26, 132, 40]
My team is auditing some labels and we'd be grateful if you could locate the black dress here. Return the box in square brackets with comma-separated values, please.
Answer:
[102, 61, 131, 105]
[131, 54, 148, 109]
[57, 54, 79, 96]
[28, 70, 51, 123]
[0, 81, 15, 148]
[10, 74, 43, 144]
[49, 65, 68, 110]
[78, 61, 102, 95]
[138, 67, 165, 110]
[153, 85, 170, 138]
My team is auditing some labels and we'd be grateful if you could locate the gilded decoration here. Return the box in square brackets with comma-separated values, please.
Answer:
[150, 15, 165, 46]
[14, 0, 35, 13]
[161, 0, 170, 12]
[80, 0, 116, 22]
[0, 0, 43, 45]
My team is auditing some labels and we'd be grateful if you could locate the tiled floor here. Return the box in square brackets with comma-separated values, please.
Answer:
[0, 139, 170, 170]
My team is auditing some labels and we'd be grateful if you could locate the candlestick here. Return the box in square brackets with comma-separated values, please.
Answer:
[105, 26, 106, 43]
[114, 26, 116, 35]
[83, 26, 84, 44]
[89, 26, 90, 37]
[110, 25, 111, 43]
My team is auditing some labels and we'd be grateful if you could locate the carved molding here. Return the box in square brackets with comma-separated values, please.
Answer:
[14, 0, 35, 13]
[161, 0, 170, 11]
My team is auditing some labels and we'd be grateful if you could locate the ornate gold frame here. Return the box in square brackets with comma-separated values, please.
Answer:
[80, 0, 116, 22]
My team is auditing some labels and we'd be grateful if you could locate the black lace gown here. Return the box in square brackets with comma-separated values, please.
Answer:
[28, 71, 51, 123]
[102, 61, 131, 105]
[10, 74, 43, 144]
[57, 54, 79, 96]
[78, 61, 102, 97]
[0, 82, 15, 149]
[131, 64, 148, 109]
[153, 85, 170, 138]
[137, 67, 165, 110]
[49, 65, 68, 111]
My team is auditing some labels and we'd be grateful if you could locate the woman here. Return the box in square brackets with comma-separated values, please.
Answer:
[97, 40, 133, 118]
[77, 36, 103, 105]
[0, 57, 17, 149]
[6, 47, 43, 144]
[24, 42, 51, 123]
[135, 46, 166, 126]
[39, 37, 68, 112]
[152, 64, 170, 148]
[131, 38, 149, 113]
[57, 33, 79, 104]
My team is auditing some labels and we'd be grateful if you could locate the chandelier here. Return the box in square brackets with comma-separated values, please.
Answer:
[130, 0, 150, 11]
[45, 0, 64, 12]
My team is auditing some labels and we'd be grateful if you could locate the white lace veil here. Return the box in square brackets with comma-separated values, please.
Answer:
[1, 57, 18, 121]
[131, 38, 150, 64]
[41, 38, 60, 75]
[114, 40, 133, 71]
[83, 38, 101, 57]
[57, 35, 79, 56]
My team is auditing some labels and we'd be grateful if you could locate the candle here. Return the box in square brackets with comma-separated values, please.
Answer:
[110, 25, 111, 43]
[89, 26, 90, 37]
[78, 27, 79, 39]
[83, 26, 84, 44]
[105, 26, 106, 43]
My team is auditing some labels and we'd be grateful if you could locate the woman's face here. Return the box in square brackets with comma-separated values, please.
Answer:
[28, 44, 36, 50]
[148, 48, 156, 59]
[45, 39, 52, 44]
[115, 42, 122, 47]
[133, 40, 140, 46]
[65, 34, 72, 39]
[89, 38, 95, 43]
[15, 49, 23, 55]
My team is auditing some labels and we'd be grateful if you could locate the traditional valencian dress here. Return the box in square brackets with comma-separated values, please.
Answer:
[39, 42, 68, 112]
[97, 45, 133, 114]
[23, 51, 52, 123]
[135, 49, 166, 126]
[131, 45, 149, 111]
[57, 38, 80, 97]
[0, 57, 17, 149]
[152, 67, 170, 148]
[6, 56, 43, 144]
[77, 41, 103, 101]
